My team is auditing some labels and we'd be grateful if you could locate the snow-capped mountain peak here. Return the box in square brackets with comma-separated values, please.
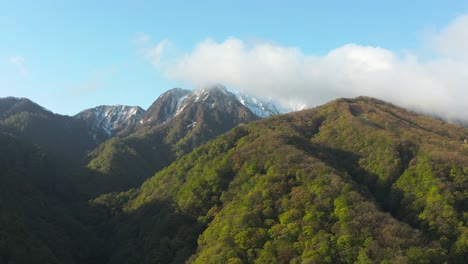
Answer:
[174, 85, 236, 116]
[139, 88, 191, 125]
[134, 85, 284, 133]
[74, 105, 145, 141]
[173, 85, 281, 118]
[192, 84, 229, 101]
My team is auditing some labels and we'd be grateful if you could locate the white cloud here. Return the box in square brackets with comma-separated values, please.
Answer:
[136, 34, 170, 68]
[150, 14, 468, 122]
[145, 39, 169, 68]
[432, 15, 468, 59]
[9, 56, 28, 77]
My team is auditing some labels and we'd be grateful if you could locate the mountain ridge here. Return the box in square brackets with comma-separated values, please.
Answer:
[84, 85, 263, 193]
[1, 93, 467, 263]
[134, 85, 281, 133]
[74, 105, 145, 142]
[0, 96, 52, 117]
[0, 86, 283, 166]
[93, 95, 468, 263]
[0, 97, 97, 160]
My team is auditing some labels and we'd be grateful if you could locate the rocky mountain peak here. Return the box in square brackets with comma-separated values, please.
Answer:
[74, 105, 145, 142]
[136, 85, 281, 133]
[175, 85, 239, 114]
[139, 88, 191, 126]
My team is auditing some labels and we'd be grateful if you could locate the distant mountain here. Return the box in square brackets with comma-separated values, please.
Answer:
[137, 88, 191, 129]
[160, 85, 262, 153]
[74, 105, 145, 143]
[232, 91, 280, 118]
[86, 85, 263, 192]
[0, 87, 282, 192]
[178, 85, 280, 119]
[135, 85, 280, 133]
[95, 96, 468, 263]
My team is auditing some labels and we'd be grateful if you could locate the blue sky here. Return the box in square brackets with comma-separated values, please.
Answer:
[2, 1, 468, 117]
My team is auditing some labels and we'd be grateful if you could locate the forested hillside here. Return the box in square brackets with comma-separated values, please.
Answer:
[86, 87, 259, 193]
[93, 97, 468, 263]
[0, 97, 96, 160]
[0, 132, 105, 263]
[1, 96, 467, 263]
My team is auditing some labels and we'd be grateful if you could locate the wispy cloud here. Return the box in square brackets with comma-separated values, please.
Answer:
[143, 39, 169, 68]
[9, 56, 28, 77]
[144, 14, 468, 122]
[135, 33, 170, 68]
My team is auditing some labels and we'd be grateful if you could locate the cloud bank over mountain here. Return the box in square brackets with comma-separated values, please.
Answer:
[146, 14, 468, 121]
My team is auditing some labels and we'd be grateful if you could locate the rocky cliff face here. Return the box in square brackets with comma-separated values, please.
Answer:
[74, 105, 145, 142]
[135, 85, 281, 133]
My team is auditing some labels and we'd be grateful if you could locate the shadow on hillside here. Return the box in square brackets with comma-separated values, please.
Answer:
[90, 198, 203, 264]
[288, 135, 378, 185]
[287, 135, 406, 215]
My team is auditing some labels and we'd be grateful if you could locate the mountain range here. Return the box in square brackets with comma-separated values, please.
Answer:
[74, 86, 280, 140]
[0, 87, 467, 263]
[0, 86, 279, 159]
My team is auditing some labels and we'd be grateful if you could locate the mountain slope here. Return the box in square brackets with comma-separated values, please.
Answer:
[233, 91, 280, 117]
[96, 96, 468, 263]
[136, 88, 191, 130]
[0, 87, 280, 194]
[0, 132, 104, 264]
[74, 105, 145, 142]
[0, 97, 51, 117]
[86, 86, 261, 192]
[0, 97, 96, 160]
[135, 86, 279, 133]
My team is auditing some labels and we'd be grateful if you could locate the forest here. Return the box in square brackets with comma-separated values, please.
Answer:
[1, 97, 467, 263]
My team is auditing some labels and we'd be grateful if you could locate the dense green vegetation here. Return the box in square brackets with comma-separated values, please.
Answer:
[1, 96, 467, 263]
[0, 97, 96, 160]
[93, 97, 468, 263]
[0, 133, 105, 263]
[86, 96, 258, 193]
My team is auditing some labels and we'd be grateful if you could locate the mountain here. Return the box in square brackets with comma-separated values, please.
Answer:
[0, 97, 51, 117]
[2, 93, 467, 263]
[85, 85, 263, 193]
[74, 105, 145, 143]
[136, 88, 191, 130]
[94, 96, 468, 263]
[0, 97, 96, 160]
[135, 85, 279, 133]
[232, 90, 280, 118]
[73, 86, 281, 141]
[0, 87, 281, 193]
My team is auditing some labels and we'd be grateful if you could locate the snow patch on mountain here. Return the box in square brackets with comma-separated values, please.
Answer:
[173, 85, 281, 119]
[141, 88, 191, 124]
[175, 85, 231, 116]
[136, 85, 288, 134]
[275, 102, 308, 114]
[75, 105, 145, 138]
[193, 85, 229, 102]
[232, 91, 280, 118]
